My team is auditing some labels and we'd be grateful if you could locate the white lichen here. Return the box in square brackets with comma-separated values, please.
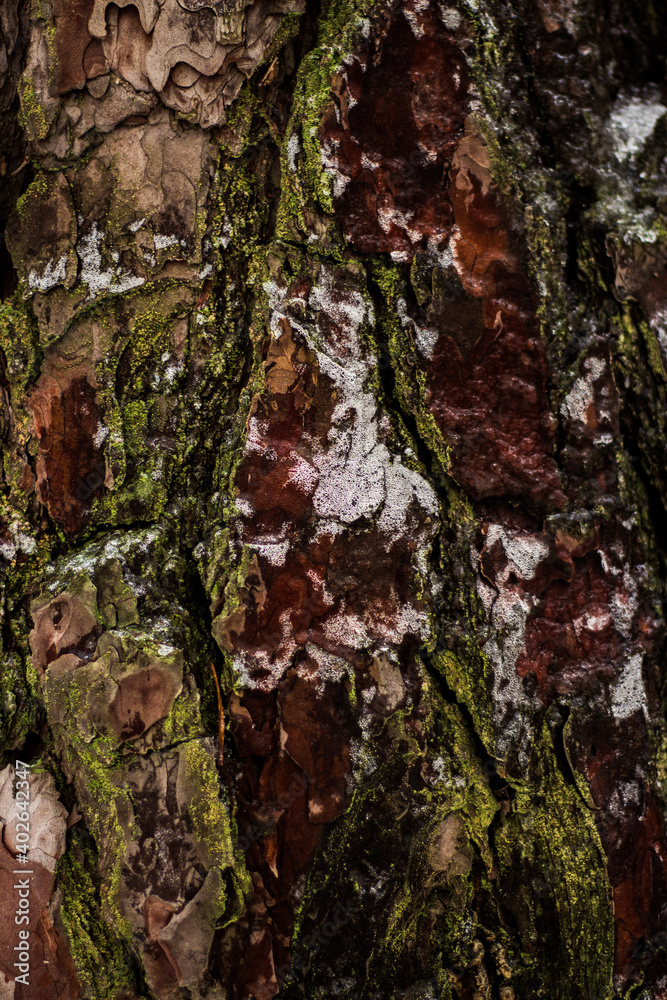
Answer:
[0, 539, 16, 562]
[252, 539, 290, 567]
[610, 565, 638, 637]
[154, 233, 179, 250]
[93, 422, 110, 448]
[286, 133, 301, 172]
[560, 355, 606, 424]
[475, 528, 550, 759]
[77, 223, 145, 299]
[609, 96, 666, 162]
[611, 653, 648, 720]
[440, 5, 461, 28]
[28, 254, 68, 293]
[485, 524, 549, 581]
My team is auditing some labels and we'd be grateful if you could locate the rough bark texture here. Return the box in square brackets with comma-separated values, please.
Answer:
[1, 0, 667, 998]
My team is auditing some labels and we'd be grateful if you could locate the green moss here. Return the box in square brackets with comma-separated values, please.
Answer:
[160, 677, 205, 744]
[182, 739, 235, 869]
[13, 169, 50, 219]
[431, 646, 495, 754]
[0, 295, 41, 393]
[17, 77, 51, 141]
[286, 676, 499, 997]
[494, 722, 614, 1000]
[210, 544, 265, 691]
[29, 534, 252, 991]
[273, 0, 375, 241]
[124, 304, 180, 392]
[609, 303, 667, 520]
[32, 567, 132, 935]
[57, 731, 134, 936]
[90, 294, 191, 527]
[57, 834, 142, 1000]
[524, 198, 576, 368]
[0, 545, 49, 764]
[0, 650, 38, 765]
[369, 257, 456, 479]
[356, 258, 500, 754]
[220, 6, 302, 137]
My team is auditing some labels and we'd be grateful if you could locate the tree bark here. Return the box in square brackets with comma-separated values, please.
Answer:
[1, 0, 667, 998]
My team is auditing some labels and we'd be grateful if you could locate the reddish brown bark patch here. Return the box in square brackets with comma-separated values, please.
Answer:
[514, 537, 620, 700]
[226, 671, 352, 999]
[321, 1, 564, 511]
[321, 3, 468, 260]
[215, 263, 434, 997]
[278, 669, 351, 826]
[29, 374, 106, 536]
[478, 512, 655, 704]
[429, 131, 564, 508]
[217, 275, 433, 687]
[426, 270, 563, 507]
[13, 911, 82, 1000]
[52, 0, 95, 94]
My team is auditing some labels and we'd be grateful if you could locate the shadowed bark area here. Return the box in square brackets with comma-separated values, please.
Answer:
[1, 0, 667, 998]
